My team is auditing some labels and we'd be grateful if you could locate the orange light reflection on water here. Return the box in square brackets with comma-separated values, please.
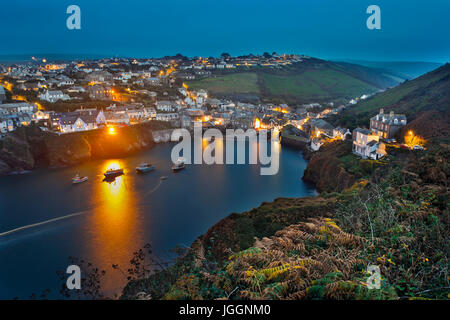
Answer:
[86, 160, 143, 296]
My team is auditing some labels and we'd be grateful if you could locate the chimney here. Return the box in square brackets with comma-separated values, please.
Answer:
[379, 108, 384, 115]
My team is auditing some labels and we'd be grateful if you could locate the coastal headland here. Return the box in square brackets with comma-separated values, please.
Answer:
[0, 121, 172, 175]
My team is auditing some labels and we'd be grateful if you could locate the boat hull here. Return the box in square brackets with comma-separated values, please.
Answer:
[72, 177, 88, 184]
[171, 165, 185, 172]
[136, 166, 154, 173]
[104, 169, 124, 178]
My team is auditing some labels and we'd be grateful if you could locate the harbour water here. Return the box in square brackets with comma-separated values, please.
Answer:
[0, 138, 316, 299]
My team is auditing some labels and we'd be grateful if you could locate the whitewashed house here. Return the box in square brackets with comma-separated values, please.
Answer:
[0, 118, 9, 133]
[156, 101, 175, 112]
[32, 110, 51, 122]
[219, 102, 236, 112]
[156, 113, 179, 121]
[85, 70, 113, 83]
[0, 103, 37, 115]
[59, 116, 88, 133]
[196, 89, 208, 105]
[352, 128, 386, 160]
[39, 90, 71, 103]
[127, 107, 155, 122]
[178, 87, 188, 96]
[67, 86, 86, 93]
[333, 127, 351, 140]
[144, 107, 157, 119]
[58, 110, 106, 133]
[311, 138, 324, 151]
[104, 111, 130, 125]
[55, 75, 75, 87]
[181, 115, 192, 128]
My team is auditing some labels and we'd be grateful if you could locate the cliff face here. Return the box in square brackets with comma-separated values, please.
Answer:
[302, 140, 357, 193]
[0, 127, 37, 174]
[43, 123, 157, 167]
[0, 122, 170, 175]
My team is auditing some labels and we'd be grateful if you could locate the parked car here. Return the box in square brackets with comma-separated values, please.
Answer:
[413, 145, 424, 151]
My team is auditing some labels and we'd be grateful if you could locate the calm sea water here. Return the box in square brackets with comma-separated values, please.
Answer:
[0, 138, 316, 299]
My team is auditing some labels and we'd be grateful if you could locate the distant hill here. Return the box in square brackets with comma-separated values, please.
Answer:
[338, 60, 444, 80]
[187, 58, 402, 105]
[330, 63, 450, 139]
[0, 53, 106, 64]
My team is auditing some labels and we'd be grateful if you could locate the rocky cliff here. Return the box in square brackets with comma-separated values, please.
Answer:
[302, 140, 357, 193]
[0, 122, 171, 176]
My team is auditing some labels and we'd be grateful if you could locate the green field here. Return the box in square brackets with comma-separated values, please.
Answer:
[187, 73, 259, 94]
[260, 69, 377, 99]
[186, 62, 382, 104]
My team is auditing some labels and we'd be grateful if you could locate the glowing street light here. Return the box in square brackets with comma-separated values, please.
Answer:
[254, 118, 261, 129]
[108, 127, 116, 135]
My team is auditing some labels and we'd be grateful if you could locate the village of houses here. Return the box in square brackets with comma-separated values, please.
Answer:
[0, 54, 411, 161]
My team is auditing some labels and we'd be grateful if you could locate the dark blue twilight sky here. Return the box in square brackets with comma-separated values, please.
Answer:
[0, 0, 449, 62]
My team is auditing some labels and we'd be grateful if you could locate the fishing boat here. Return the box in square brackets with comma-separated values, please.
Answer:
[104, 168, 124, 178]
[72, 174, 88, 184]
[171, 158, 186, 172]
[136, 163, 155, 173]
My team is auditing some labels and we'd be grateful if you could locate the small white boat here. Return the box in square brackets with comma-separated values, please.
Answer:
[136, 163, 155, 173]
[171, 158, 186, 171]
[72, 174, 88, 184]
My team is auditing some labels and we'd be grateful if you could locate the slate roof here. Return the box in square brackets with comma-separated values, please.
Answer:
[370, 112, 406, 125]
[309, 118, 334, 130]
[354, 127, 371, 135]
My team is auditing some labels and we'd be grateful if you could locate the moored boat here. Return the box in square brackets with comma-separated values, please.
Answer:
[171, 158, 186, 171]
[104, 168, 124, 178]
[136, 163, 155, 173]
[72, 174, 88, 184]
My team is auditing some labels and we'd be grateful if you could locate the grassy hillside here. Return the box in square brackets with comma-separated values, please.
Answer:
[331, 63, 450, 129]
[187, 58, 400, 105]
[339, 60, 444, 80]
[259, 68, 375, 99]
[187, 72, 260, 95]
